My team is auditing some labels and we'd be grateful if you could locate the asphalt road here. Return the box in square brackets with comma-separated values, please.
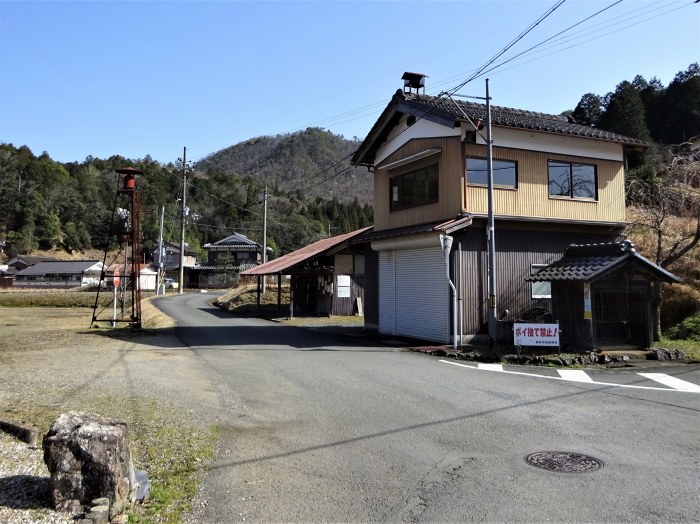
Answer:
[156, 293, 700, 523]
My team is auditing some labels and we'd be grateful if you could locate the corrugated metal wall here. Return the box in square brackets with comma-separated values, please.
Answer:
[455, 222, 621, 335]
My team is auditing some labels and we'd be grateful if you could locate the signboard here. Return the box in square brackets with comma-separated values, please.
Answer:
[583, 282, 592, 320]
[337, 275, 351, 298]
[513, 323, 560, 347]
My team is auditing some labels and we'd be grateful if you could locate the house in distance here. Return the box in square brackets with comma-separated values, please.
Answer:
[194, 232, 263, 289]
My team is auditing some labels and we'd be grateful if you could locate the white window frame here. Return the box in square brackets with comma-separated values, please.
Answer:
[531, 264, 552, 299]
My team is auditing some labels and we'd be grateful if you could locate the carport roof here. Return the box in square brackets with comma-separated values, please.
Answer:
[241, 227, 372, 276]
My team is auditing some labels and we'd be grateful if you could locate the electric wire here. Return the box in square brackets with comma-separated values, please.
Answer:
[444, 0, 568, 98]
[144, 0, 695, 210]
[185, 0, 689, 169]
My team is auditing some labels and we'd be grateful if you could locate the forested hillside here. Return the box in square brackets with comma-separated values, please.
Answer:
[0, 139, 373, 261]
[569, 63, 699, 148]
[196, 127, 372, 204]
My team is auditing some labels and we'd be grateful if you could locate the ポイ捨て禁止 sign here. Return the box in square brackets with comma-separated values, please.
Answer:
[513, 323, 560, 347]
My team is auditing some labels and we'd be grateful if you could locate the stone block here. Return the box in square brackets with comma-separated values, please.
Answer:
[42, 411, 135, 520]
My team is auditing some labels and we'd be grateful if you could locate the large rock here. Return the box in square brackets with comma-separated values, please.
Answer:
[42, 412, 136, 520]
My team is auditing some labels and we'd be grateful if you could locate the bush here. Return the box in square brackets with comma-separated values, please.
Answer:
[667, 312, 700, 341]
[660, 283, 700, 329]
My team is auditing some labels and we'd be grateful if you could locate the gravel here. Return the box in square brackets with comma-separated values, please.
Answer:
[0, 307, 221, 523]
[0, 433, 75, 523]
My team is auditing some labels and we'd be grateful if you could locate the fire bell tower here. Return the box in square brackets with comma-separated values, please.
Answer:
[91, 167, 143, 328]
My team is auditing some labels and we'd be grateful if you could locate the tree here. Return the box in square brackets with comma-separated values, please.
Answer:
[36, 212, 62, 249]
[636, 76, 665, 142]
[599, 81, 652, 143]
[626, 147, 700, 339]
[661, 63, 700, 144]
[572, 93, 603, 127]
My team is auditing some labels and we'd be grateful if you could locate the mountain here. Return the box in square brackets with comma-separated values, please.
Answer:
[195, 128, 373, 205]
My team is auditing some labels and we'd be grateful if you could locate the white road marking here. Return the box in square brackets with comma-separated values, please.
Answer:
[438, 360, 700, 394]
[557, 369, 594, 382]
[638, 373, 700, 393]
[477, 363, 504, 371]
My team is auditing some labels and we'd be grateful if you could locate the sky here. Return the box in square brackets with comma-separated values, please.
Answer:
[1, 0, 699, 166]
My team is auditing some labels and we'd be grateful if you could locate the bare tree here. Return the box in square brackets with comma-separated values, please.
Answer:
[626, 144, 700, 339]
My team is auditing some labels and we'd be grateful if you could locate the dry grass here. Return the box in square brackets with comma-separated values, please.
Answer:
[626, 208, 700, 285]
[0, 301, 213, 523]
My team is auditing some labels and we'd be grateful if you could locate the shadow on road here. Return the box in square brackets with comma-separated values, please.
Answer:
[172, 323, 395, 351]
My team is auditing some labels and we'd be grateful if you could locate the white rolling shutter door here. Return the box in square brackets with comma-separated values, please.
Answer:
[379, 247, 449, 343]
[379, 251, 396, 335]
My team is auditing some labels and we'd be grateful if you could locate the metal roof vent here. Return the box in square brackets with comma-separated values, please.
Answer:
[402, 72, 427, 96]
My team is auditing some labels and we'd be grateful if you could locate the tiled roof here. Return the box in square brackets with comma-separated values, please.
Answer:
[7, 255, 58, 267]
[241, 227, 372, 276]
[194, 263, 257, 271]
[164, 242, 198, 256]
[413, 93, 647, 145]
[203, 232, 261, 250]
[353, 90, 646, 166]
[527, 242, 679, 283]
[16, 260, 103, 276]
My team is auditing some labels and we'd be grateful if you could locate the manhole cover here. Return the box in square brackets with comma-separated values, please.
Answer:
[525, 451, 604, 473]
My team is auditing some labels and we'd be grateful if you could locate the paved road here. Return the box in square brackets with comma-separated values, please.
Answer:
[156, 293, 700, 523]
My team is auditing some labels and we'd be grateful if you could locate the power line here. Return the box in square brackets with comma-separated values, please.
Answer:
[191, 0, 690, 198]
[475, 0, 624, 79]
[187, 179, 288, 228]
[445, 0, 568, 97]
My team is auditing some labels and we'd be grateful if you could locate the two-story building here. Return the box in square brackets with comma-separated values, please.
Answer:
[195, 232, 263, 288]
[352, 74, 672, 348]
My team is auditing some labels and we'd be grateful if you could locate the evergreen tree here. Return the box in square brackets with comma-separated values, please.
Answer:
[572, 93, 603, 126]
[599, 81, 652, 142]
[661, 63, 700, 144]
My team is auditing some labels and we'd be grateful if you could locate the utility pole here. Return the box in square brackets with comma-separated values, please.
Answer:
[485, 79, 498, 349]
[157, 205, 165, 295]
[179, 146, 187, 295]
[262, 185, 268, 293]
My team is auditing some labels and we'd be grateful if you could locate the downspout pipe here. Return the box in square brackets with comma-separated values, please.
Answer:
[441, 234, 458, 350]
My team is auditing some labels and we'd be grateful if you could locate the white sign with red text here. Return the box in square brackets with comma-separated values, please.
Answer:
[513, 323, 560, 346]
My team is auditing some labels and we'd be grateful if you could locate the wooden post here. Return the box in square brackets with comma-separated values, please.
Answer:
[289, 274, 295, 319]
[277, 274, 282, 318]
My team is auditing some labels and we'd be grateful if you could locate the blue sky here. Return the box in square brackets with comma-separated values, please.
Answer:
[1, 0, 698, 165]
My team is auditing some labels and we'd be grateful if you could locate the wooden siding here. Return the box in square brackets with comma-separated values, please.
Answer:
[454, 221, 621, 336]
[553, 267, 653, 350]
[374, 137, 464, 231]
[465, 144, 626, 223]
[332, 275, 365, 316]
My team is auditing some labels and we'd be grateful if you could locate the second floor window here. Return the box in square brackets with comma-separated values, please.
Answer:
[390, 163, 439, 211]
[548, 160, 597, 199]
[467, 157, 517, 188]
